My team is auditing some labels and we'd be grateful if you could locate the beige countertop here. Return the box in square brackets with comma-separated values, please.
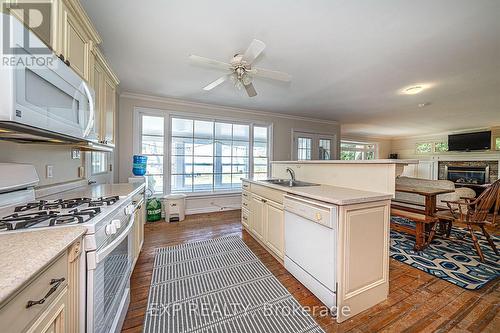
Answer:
[271, 159, 418, 165]
[0, 226, 87, 305]
[243, 179, 393, 205]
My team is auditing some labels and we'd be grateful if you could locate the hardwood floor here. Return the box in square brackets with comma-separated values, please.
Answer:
[122, 210, 499, 333]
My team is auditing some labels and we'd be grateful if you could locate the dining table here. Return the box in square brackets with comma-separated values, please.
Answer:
[392, 185, 455, 250]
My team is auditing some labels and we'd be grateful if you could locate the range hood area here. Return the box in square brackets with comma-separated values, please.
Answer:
[0, 123, 113, 152]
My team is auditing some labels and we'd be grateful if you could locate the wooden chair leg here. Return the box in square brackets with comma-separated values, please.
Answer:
[446, 220, 453, 238]
[467, 224, 485, 262]
[428, 222, 438, 244]
[479, 225, 499, 256]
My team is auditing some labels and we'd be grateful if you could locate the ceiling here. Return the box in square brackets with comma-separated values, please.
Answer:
[82, 0, 500, 138]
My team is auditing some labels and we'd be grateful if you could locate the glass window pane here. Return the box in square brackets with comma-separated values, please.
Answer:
[194, 120, 214, 139]
[171, 174, 192, 193]
[214, 174, 232, 190]
[146, 155, 163, 174]
[214, 156, 232, 173]
[365, 151, 375, 160]
[232, 174, 247, 187]
[319, 139, 331, 160]
[215, 123, 232, 140]
[142, 135, 164, 155]
[171, 118, 192, 137]
[193, 173, 213, 191]
[142, 116, 164, 136]
[496, 138, 500, 150]
[171, 137, 193, 156]
[91, 152, 107, 174]
[254, 173, 268, 180]
[214, 140, 232, 156]
[435, 142, 448, 152]
[253, 141, 267, 158]
[149, 175, 163, 194]
[193, 156, 213, 173]
[254, 126, 268, 142]
[416, 143, 432, 153]
[232, 157, 248, 173]
[232, 141, 249, 157]
[233, 124, 249, 141]
[171, 155, 192, 174]
[193, 139, 213, 156]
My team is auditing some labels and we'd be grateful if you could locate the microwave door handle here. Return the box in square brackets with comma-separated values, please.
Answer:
[95, 215, 135, 264]
[81, 81, 94, 137]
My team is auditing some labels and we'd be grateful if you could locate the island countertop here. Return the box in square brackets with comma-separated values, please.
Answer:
[242, 178, 393, 205]
[271, 159, 418, 165]
[0, 226, 87, 305]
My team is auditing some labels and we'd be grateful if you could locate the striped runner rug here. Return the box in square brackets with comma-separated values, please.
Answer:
[143, 236, 325, 333]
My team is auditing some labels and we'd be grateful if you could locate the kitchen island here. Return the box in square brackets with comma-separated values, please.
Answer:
[241, 159, 414, 323]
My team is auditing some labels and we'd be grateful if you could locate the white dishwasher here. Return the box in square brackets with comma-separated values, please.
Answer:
[284, 194, 337, 309]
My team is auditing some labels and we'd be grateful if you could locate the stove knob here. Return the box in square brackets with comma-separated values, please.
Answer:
[124, 205, 135, 215]
[112, 219, 121, 229]
[105, 224, 113, 235]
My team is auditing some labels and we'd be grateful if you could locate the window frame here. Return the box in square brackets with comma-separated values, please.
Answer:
[133, 107, 273, 196]
[340, 140, 378, 160]
[292, 130, 338, 160]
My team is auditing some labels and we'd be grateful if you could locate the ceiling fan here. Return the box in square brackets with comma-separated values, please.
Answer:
[189, 39, 291, 97]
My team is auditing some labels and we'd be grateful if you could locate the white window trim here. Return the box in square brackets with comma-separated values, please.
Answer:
[133, 107, 273, 195]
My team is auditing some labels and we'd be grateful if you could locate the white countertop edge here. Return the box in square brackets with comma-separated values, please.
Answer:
[271, 159, 418, 165]
[242, 178, 392, 205]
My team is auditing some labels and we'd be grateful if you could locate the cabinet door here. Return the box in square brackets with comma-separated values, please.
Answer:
[250, 194, 265, 241]
[103, 76, 116, 145]
[61, 4, 90, 80]
[91, 57, 104, 141]
[26, 288, 68, 333]
[265, 200, 284, 259]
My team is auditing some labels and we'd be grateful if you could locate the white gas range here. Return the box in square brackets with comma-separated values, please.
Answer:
[0, 163, 145, 333]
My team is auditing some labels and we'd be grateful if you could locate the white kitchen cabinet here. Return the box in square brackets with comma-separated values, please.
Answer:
[132, 200, 145, 267]
[26, 288, 68, 333]
[265, 199, 284, 259]
[250, 194, 266, 241]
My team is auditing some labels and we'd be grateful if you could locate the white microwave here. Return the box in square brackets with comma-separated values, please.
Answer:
[0, 14, 96, 142]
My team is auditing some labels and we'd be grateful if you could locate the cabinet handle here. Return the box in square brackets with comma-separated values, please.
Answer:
[58, 54, 65, 62]
[261, 199, 267, 203]
[26, 278, 65, 308]
[65, 59, 70, 67]
[242, 193, 248, 197]
[242, 216, 247, 220]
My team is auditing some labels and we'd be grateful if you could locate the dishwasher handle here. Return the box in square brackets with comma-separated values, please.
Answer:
[284, 195, 336, 229]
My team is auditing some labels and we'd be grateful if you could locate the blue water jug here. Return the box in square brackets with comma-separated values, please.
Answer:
[132, 155, 148, 176]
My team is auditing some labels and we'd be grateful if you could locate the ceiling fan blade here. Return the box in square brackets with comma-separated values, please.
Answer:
[189, 54, 231, 71]
[244, 83, 257, 97]
[203, 74, 230, 91]
[242, 39, 266, 64]
[250, 67, 292, 82]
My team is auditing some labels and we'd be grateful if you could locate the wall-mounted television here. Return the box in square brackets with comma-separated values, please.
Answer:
[448, 131, 491, 151]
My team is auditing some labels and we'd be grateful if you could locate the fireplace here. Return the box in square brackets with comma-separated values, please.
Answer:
[445, 165, 490, 185]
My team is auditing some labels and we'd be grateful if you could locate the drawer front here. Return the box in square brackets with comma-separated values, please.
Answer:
[241, 207, 250, 227]
[241, 191, 250, 209]
[242, 181, 251, 191]
[0, 252, 69, 332]
[284, 195, 336, 228]
[251, 184, 284, 204]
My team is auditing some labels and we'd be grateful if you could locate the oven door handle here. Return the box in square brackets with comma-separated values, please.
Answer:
[95, 215, 135, 265]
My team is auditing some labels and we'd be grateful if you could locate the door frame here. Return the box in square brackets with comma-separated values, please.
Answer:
[291, 129, 338, 160]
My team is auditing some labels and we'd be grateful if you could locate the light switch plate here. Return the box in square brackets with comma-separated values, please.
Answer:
[71, 148, 81, 159]
[46, 165, 53, 178]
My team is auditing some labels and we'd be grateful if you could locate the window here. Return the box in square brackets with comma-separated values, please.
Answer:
[340, 141, 377, 160]
[415, 143, 432, 154]
[293, 131, 336, 160]
[434, 142, 448, 152]
[170, 117, 269, 193]
[140, 115, 165, 194]
[91, 152, 108, 174]
[496, 137, 500, 150]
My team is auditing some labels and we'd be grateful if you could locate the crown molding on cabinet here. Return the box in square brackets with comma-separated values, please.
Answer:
[91, 46, 120, 85]
[119, 91, 340, 125]
[65, 0, 102, 44]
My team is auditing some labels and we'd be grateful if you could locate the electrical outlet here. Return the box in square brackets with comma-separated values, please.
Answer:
[71, 148, 81, 159]
[46, 165, 53, 178]
[78, 166, 85, 178]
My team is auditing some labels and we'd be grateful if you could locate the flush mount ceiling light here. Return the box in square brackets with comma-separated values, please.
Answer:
[400, 83, 433, 95]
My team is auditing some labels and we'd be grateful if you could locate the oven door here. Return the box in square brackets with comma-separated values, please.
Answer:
[87, 218, 133, 333]
[11, 19, 96, 140]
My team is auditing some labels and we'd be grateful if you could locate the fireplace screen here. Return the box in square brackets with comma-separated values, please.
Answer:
[446, 166, 489, 185]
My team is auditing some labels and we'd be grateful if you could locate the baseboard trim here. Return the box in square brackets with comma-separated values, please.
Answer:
[186, 206, 240, 215]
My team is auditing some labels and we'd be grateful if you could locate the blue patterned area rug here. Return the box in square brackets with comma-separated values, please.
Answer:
[390, 216, 500, 290]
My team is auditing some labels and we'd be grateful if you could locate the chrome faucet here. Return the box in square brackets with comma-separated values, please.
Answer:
[285, 167, 296, 182]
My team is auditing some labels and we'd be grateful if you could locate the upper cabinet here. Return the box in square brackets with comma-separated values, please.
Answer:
[59, 1, 91, 80]
[90, 47, 119, 145]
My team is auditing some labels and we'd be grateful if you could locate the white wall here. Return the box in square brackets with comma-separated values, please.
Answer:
[117, 92, 341, 183]
[0, 141, 85, 187]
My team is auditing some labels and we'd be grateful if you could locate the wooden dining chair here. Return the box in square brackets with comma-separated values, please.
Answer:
[439, 179, 500, 262]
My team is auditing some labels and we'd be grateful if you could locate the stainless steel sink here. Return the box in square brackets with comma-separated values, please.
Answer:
[262, 179, 319, 187]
